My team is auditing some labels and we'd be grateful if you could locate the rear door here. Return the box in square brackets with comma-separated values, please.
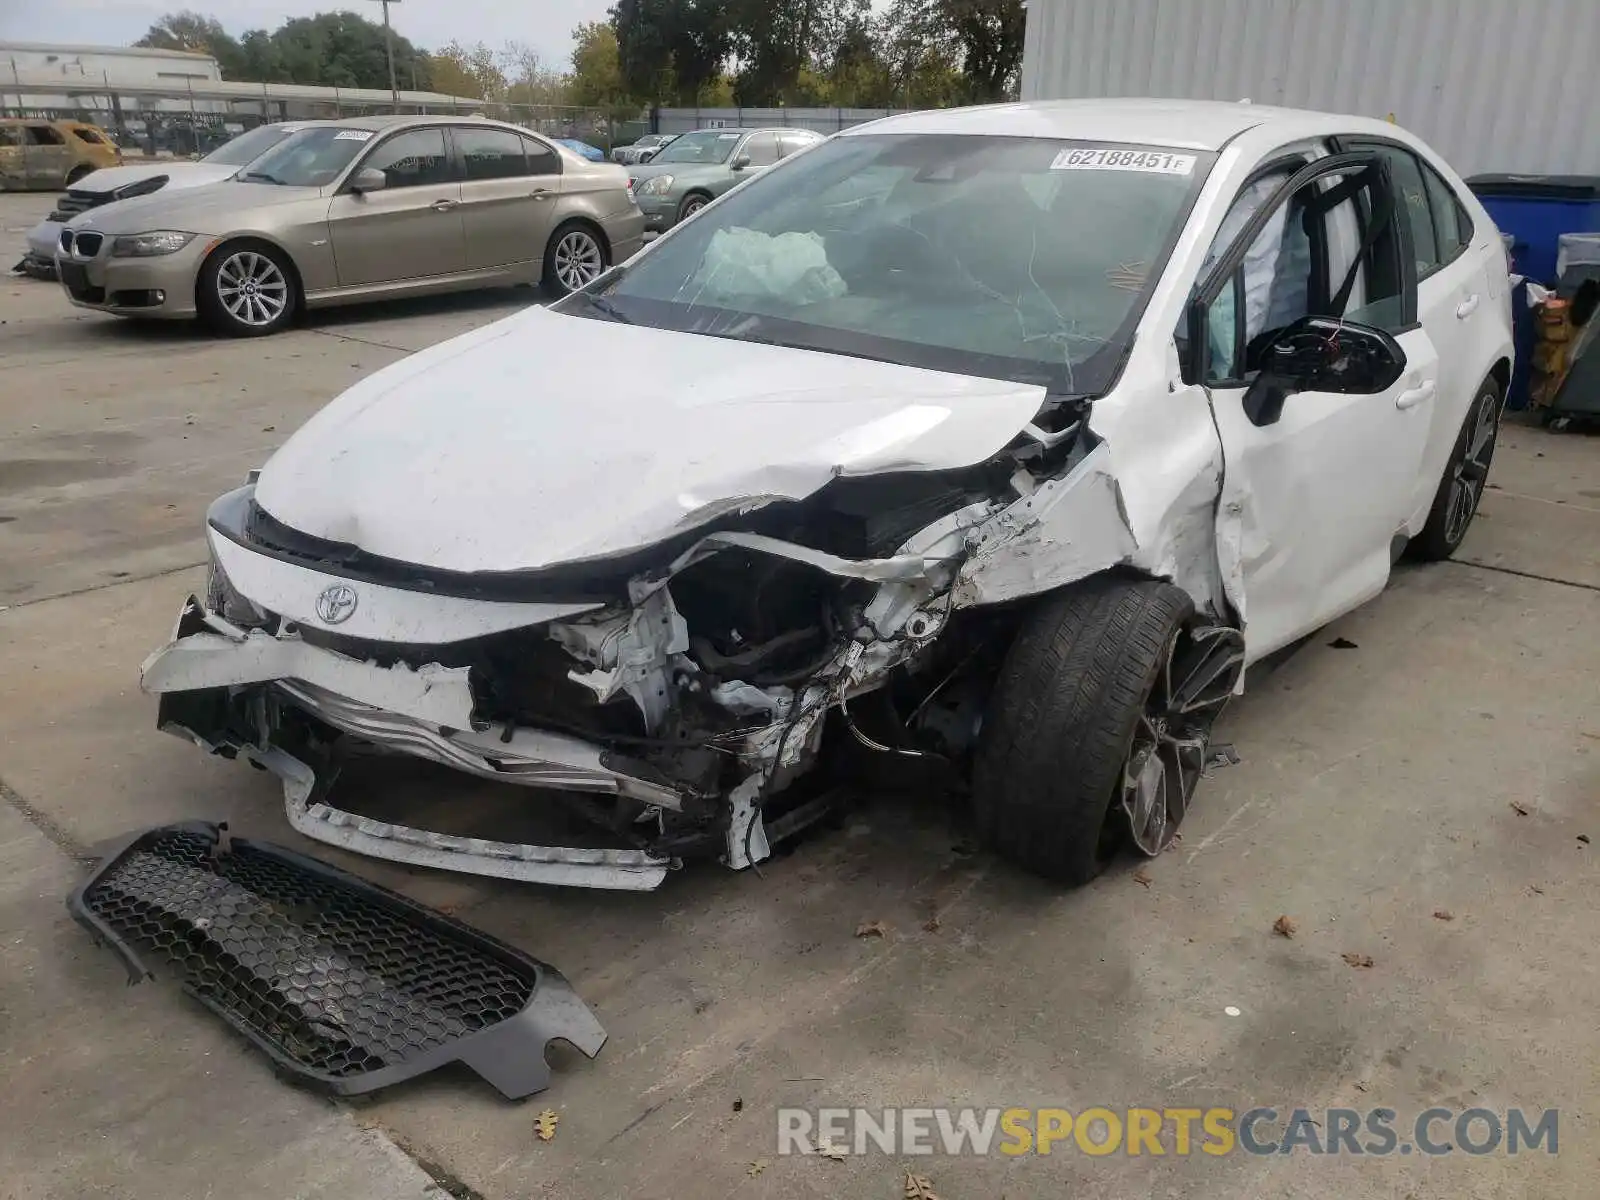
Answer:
[1196, 153, 1440, 657]
[451, 125, 562, 271]
[25, 123, 71, 188]
[327, 127, 465, 287]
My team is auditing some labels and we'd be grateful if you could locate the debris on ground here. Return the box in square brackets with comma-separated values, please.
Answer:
[1578, 835, 1591, 844]
[1132, 868, 1153, 888]
[921, 916, 942, 933]
[535, 1109, 559, 1141]
[1353, 1080, 1369, 1092]
[1328, 637, 1359, 650]
[1272, 915, 1297, 938]
[1528, 885, 1545, 896]
[1433, 910, 1454, 921]
[814, 1138, 848, 1161]
[1341, 952, 1375, 969]
[903, 1170, 942, 1199]
[733, 1097, 744, 1113]
[1511, 801, 1532, 816]
[1204, 743, 1241, 773]
[747, 1159, 769, 1177]
[855, 920, 892, 939]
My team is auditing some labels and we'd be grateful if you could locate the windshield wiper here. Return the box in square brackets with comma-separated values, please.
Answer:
[573, 292, 632, 324]
[239, 170, 285, 185]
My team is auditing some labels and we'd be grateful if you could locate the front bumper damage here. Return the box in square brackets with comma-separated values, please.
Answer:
[142, 431, 1210, 891]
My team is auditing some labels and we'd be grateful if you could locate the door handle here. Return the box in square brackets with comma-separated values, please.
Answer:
[1455, 294, 1480, 319]
[529, 189, 548, 200]
[430, 198, 457, 212]
[1395, 381, 1436, 410]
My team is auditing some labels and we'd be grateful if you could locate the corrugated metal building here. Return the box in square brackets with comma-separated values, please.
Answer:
[1020, 0, 1600, 176]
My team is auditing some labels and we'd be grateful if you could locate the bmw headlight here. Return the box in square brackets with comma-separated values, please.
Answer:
[637, 174, 674, 196]
[111, 230, 196, 258]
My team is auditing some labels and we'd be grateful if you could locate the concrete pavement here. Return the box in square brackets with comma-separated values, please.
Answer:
[2, 189, 1598, 1198]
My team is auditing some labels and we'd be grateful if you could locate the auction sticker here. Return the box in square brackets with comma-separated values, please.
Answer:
[333, 129, 374, 141]
[1051, 147, 1196, 175]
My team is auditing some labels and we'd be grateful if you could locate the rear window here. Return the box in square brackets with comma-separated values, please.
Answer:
[71, 127, 106, 144]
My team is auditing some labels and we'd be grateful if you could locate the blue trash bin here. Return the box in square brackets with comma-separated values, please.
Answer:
[1467, 176, 1600, 409]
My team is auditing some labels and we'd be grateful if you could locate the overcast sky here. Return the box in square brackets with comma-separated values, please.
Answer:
[0, 0, 613, 73]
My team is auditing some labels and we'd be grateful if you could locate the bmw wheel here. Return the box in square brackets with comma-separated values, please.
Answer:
[198, 243, 296, 337]
[542, 221, 608, 298]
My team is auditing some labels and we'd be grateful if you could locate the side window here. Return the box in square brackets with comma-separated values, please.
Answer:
[362, 128, 452, 188]
[1327, 166, 1409, 331]
[521, 135, 560, 175]
[1378, 148, 1438, 278]
[72, 127, 106, 144]
[456, 127, 526, 180]
[0, 126, 22, 148]
[1421, 161, 1473, 264]
[777, 131, 817, 158]
[741, 132, 781, 167]
[27, 124, 67, 146]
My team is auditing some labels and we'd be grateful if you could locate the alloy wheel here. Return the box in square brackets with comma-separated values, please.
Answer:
[554, 230, 604, 292]
[216, 250, 289, 328]
[1119, 624, 1246, 856]
[1444, 388, 1499, 546]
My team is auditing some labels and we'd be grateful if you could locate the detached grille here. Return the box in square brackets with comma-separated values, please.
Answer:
[69, 822, 607, 1097]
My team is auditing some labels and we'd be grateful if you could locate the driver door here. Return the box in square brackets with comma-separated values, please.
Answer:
[1196, 152, 1441, 659]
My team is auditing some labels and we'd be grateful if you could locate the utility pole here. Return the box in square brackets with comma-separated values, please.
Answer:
[364, 0, 402, 112]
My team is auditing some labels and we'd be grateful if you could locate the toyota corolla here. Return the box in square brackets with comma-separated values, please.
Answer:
[139, 100, 1513, 889]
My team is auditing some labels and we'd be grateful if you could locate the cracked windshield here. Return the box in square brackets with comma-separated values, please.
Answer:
[594, 134, 1212, 392]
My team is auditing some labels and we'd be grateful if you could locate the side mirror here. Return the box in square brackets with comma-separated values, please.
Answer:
[1242, 316, 1407, 426]
[731, 154, 751, 171]
[348, 166, 387, 195]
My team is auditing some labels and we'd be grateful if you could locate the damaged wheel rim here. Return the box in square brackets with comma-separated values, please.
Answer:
[554, 231, 604, 291]
[1120, 624, 1246, 856]
[216, 251, 288, 327]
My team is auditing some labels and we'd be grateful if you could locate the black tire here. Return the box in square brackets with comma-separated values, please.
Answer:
[541, 220, 609, 298]
[196, 241, 297, 337]
[973, 577, 1195, 886]
[677, 192, 711, 224]
[1409, 376, 1502, 561]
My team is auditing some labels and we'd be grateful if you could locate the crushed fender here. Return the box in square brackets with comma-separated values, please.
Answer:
[68, 821, 606, 1099]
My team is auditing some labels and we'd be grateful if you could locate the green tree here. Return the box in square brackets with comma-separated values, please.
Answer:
[427, 41, 505, 100]
[134, 11, 247, 78]
[568, 21, 626, 107]
[886, 0, 1024, 102]
[611, 0, 731, 106]
[267, 11, 429, 91]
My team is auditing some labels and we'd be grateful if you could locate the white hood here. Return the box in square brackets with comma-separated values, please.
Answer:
[254, 306, 1047, 574]
[70, 160, 239, 196]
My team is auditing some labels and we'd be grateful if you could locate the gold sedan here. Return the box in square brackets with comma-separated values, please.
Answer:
[55, 115, 644, 336]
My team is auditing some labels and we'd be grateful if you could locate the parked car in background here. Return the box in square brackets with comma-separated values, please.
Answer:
[14, 122, 309, 279]
[56, 115, 643, 335]
[137, 101, 1514, 891]
[630, 127, 824, 231]
[557, 138, 608, 162]
[0, 118, 120, 192]
[612, 132, 677, 165]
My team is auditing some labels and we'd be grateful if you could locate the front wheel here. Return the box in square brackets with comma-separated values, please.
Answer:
[1409, 377, 1501, 561]
[677, 193, 710, 223]
[973, 578, 1244, 885]
[197, 243, 296, 337]
[542, 222, 608, 297]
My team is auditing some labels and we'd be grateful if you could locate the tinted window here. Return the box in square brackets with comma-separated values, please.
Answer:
[1421, 161, 1473, 263]
[26, 125, 66, 146]
[71, 127, 106, 144]
[741, 132, 781, 167]
[365, 128, 452, 188]
[456, 126, 527, 180]
[522, 135, 560, 175]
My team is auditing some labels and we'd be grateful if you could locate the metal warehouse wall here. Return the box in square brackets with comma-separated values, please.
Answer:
[1020, 0, 1600, 176]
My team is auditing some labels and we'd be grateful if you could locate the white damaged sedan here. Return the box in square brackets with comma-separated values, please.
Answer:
[142, 100, 1514, 890]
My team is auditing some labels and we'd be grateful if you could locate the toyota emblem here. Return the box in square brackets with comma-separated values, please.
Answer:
[315, 583, 358, 625]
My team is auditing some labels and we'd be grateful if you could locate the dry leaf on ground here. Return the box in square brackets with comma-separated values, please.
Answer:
[534, 1109, 559, 1141]
[1132, 868, 1153, 888]
[904, 1170, 941, 1199]
[855, 920, 891, 939]
[1341, 952, 1375, 969]
[1432, 910, 1454, 921]
[1511, 801, 1531, 816]
[814, 1138, 848, 1161]
[747, 1159, 769, 1177]
[1273, 915, 1297, 938]
[921, 916, 942, 933]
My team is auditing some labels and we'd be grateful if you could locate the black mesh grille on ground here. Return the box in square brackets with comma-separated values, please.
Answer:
[70, 823, 607, 1098]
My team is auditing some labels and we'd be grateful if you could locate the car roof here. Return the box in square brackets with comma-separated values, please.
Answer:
[845, 98, 1400, 151]
[303, 113, 538, 136]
